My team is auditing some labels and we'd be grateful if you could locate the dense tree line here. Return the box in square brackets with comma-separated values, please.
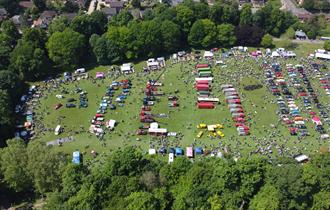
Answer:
[1, 141, 330, 209]
[302, 0, 330, 12]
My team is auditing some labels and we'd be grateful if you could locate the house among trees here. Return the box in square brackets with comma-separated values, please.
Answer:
[33, 10, 57, 29]
[295, 30, 308, 39]
[19, 1, 34, 9]
[101, 7, 117, 19]
[0, 8, 7, 21]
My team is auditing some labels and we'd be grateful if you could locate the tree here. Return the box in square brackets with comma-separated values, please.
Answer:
[160, 20, 181, 52]
[10, 40, 49, 80]
[311, 191, 330, 210]
[0, 139, 33, 192]
[0, 34, 14, 69]
[46, 28, 85, 68]
[209, 3, 223, 24]
[49, 16, 69, 34]
[130, 20, 162, 57]
[0, 89, 13, 146]
[109, 10, 133, 26]
[89, 34, 123, 65]
[324, 40, 330, 51]
[0, 70, 21, 97]
[22, 28, 47, 48]
[131, 0, 141, 8]
[32, 0, 46, 11]
[217, 23, 236, 47]
[239, 4, 253, 26]
[235, 25, 264, 46]
[284, 27, 296, 39]
[208, 194, 223, 210]
[192, 3, 209, 20]
[261, 34, 274, 48]
[175, 5, 195, 34]
[27, 141, 67, 195]
[249, 184, 281, 210]
[188, 19, 217, 48]
[61, 164, 86, 198]
[1, 20, 20, 41]
[0, 0, 20, 15]
[125, 192, 160, 210]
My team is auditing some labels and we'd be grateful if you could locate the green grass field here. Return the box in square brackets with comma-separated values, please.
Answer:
[31, 46, 330, 158]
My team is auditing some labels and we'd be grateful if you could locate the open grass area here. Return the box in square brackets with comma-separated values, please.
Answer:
[31, 47, 330, 158]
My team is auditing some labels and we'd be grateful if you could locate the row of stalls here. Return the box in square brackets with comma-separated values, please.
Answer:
[195, 63, 220, 109]
[89, 79, 132, 138]
[221, 84, 250, 136]
[148, 146, 204, 163]
[149, 146, 230, 163]
[137, 80, 168, 136]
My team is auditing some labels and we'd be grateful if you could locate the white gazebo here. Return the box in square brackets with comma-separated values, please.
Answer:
[121, 63, 134, 74]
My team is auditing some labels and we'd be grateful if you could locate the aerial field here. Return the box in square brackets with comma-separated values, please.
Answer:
[31, 49, 330, 158]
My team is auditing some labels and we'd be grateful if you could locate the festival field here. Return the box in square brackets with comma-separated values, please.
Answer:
[32, 51, 330, 158]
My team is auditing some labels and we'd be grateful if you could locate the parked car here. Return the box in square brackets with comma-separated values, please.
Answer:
[54, 103, 63, 110]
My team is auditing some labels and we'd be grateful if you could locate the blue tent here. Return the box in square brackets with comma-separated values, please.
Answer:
[195, 147, 203, 155]
[175, 147, 183, 156]
[169, 147, 175, 154]
[72, 151, 81, 164]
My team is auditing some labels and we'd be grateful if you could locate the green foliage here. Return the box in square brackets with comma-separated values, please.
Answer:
[0, 0, 20, 15]
[0, 89, 14, 145]
[10, 40, 48, 80]
[175, 5, 195, 34]
[70, 12, 107, 38]
[48, 16, 69, 34]
[311, 191, 330, 210]
[249, 184, 280, 210]
[32, 0, 46, 11]
[160, 20, 181, 53]
[46, 28, 85, 68]
[125, 191, 160, 210]
[109, 10, 133, 26]
[240, 4, 253, 26]
[89, 34, 123, 65]
[0, 139, 32, 192]
[324, 40, 330, 51]
[261, 34, 274, 48]
[217, 23, 236, 47]
[284, 27, 296, 39]
[27, 141, 67, 195]
[188, 19, 217, 48]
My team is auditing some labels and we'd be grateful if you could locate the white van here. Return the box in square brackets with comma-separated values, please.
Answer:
[75, 68, 86, 74]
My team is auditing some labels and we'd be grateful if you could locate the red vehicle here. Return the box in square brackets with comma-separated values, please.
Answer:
[227, 99, 241, 104]
[197, 102, 214, 109]
[233, 117, 246, 122]
[298, 92, 307, 96]
[196, 63, 209, 69]
[196, 80, 209, 84]
[95, 113, 104, 117]
[195, 84, 209, 90]
[54, 103, 63, 110]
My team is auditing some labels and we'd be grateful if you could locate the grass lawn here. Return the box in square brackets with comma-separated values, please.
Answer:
[31, 46, 330, 158]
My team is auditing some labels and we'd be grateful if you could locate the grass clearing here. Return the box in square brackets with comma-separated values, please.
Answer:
[31, 47, 330, 158]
